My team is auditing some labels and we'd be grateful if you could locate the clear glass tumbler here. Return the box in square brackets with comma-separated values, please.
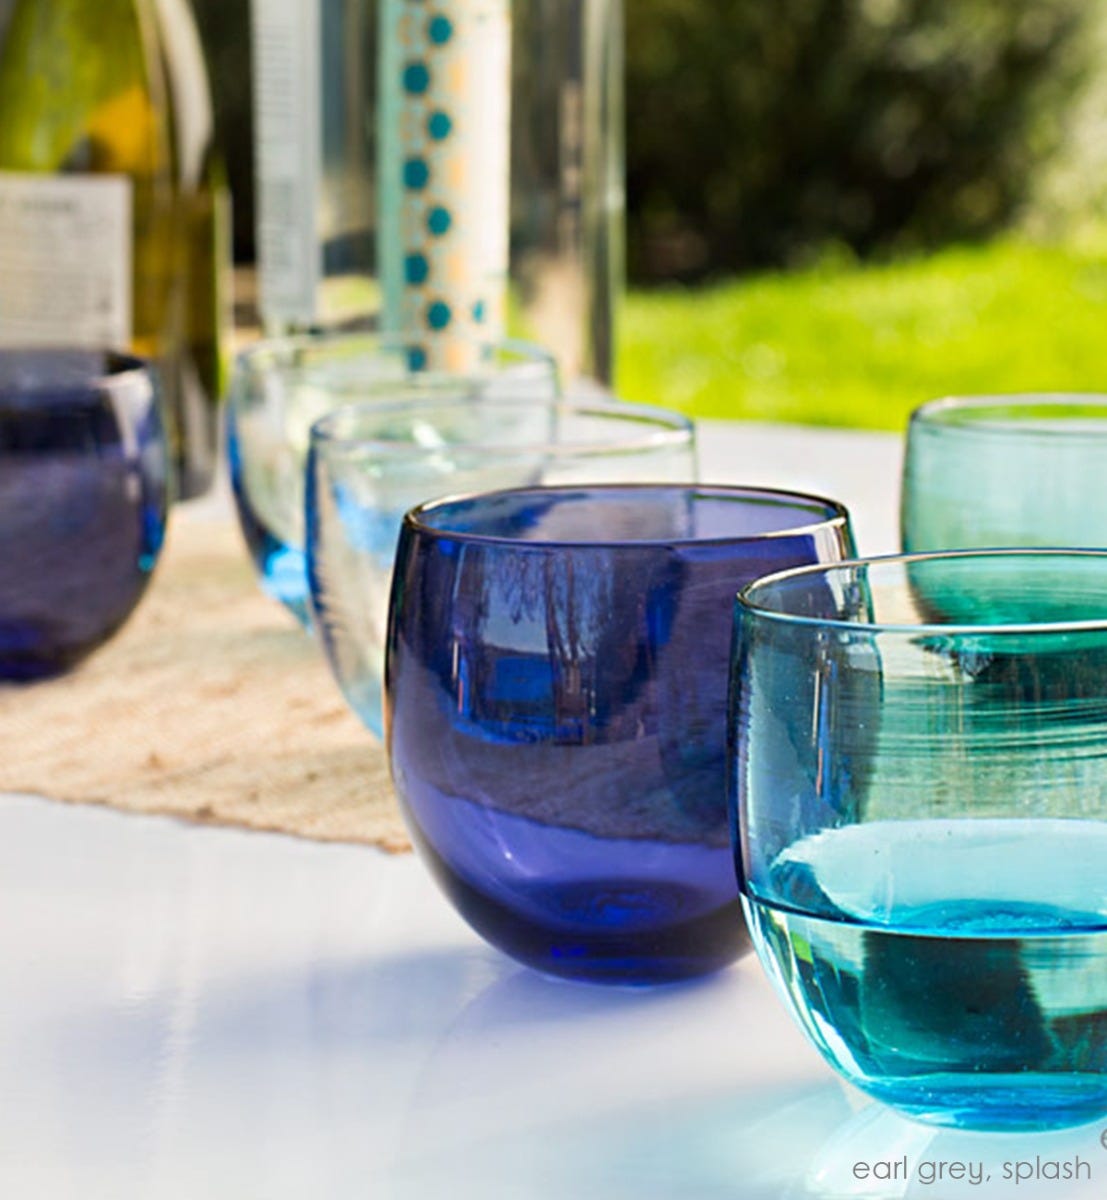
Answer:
[308, 396, 698, 740]
[227, 332, 556, 626]
[733, 549, 1107, 1131]
[902, 394, 1107, 552]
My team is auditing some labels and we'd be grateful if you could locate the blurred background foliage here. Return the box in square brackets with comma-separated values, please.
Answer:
[626, 0, 1097, 280]
[180, 0, 1105, 280]
[4, 0, 1103, 426]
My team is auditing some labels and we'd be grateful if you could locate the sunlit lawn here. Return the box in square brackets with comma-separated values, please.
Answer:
[617, 237, 1107, 431]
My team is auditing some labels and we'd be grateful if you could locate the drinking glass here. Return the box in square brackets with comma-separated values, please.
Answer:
[386, 484, 854, 983]
[902, 394, 1107, 552]
[0, 348, 169, 679]
[732, 549, 1107, 1130]
[227, 332, 557, 626]
[308, 397, 698, 740]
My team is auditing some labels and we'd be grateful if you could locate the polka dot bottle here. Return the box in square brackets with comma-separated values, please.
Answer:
[379, 0, 511, 371]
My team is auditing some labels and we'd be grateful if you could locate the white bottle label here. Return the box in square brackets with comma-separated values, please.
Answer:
[251, 0, 322, 327]
[0, 172, 133, 349]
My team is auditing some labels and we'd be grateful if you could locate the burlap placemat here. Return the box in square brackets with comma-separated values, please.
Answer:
[0, 508, 411, 853]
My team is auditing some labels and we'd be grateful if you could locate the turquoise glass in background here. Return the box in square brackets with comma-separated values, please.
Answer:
[731, 549, 1107, 1131]
[307, 396, 697, 740]
[902, 394, 1107, 552]
[226, 333, 557, 626]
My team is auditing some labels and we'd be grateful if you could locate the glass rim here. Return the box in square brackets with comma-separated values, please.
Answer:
[405, 483, 851, 549]
[309, 395, 695, 459]
[909, 392, 1107, 439]
[0, 347, 152, 397]
[738, 547, 1107, 636]
[232, 330, 557, 380]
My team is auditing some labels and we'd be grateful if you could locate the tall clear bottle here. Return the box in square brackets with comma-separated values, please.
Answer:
[0, 0, 227, 499]
[248, 0, 623, 386]
[250, 0, 376, 334]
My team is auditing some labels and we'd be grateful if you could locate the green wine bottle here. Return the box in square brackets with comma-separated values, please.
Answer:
[155, 0, 231, 500]
[0, 0, 226, 499]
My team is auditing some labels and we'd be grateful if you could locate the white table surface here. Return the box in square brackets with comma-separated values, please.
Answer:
[10, 421, 1102, 1198]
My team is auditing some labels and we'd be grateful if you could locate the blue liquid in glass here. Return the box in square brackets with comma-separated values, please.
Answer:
[226, 408, 311, 627]
[0, 350, 167, 679]
[745, 818, 1107, 1130]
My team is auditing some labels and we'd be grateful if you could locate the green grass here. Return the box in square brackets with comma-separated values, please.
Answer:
[617, 237, 1107, 431]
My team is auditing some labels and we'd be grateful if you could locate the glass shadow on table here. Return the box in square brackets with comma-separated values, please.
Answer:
[387, 1038, 1107, 1200]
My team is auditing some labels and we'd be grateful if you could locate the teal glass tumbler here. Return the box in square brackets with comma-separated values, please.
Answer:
[731, 549, 1107, 1131]
[902, 394, 1107, 552]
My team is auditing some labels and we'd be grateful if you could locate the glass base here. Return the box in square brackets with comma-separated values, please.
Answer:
[415, 830, 750, 985]
[860, 1073, 1107, 1132]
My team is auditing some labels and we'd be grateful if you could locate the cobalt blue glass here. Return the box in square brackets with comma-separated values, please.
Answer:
[733, 550, 1107, 1131]
[386, 484, 855, 983]
[0, 349, 168, 680]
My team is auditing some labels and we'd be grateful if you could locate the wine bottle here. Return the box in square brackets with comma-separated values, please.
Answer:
[0, 0, 227, 500]
[155, 0, 231, 499]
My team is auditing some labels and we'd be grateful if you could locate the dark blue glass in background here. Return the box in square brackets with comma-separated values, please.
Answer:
[0, 349, 168, 680]
[386, 484, 855, 984]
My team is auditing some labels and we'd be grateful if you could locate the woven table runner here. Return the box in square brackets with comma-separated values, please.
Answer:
[0, 506, 411, 853]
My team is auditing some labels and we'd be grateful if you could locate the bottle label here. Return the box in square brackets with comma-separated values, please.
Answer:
[0, 172, 133, 349]
[251, 0, 322, 327]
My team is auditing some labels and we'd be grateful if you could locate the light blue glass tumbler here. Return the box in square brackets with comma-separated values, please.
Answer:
[307, 395, 697, 739]
[732, 549, 1107, 1132]
[227, 333, 557, 626]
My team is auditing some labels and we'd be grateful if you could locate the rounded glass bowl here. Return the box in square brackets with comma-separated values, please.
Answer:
[307, 395, 698, 739]
[902, 393, 1107, 551]
[227, 332, 558, 626]
[732, 549, 1107, 1131]
[0, 348, 168, 679]
[386, 483, 854, 983]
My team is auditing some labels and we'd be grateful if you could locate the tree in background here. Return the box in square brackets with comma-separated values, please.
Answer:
[626, 0, 1095, 281]
[148, 0, 1098, 277]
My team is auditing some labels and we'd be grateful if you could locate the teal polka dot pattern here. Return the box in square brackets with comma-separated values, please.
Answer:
[405, 253, 429, 284]
[403, 62, 430, 94]
[428, 14, 453, 44]
[403, 158, 430, 189]
[384, 0, 510, 368]
[427, 300, 452, 329]
[427, 207, 452, 236]
[427, 111, 452, 140]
